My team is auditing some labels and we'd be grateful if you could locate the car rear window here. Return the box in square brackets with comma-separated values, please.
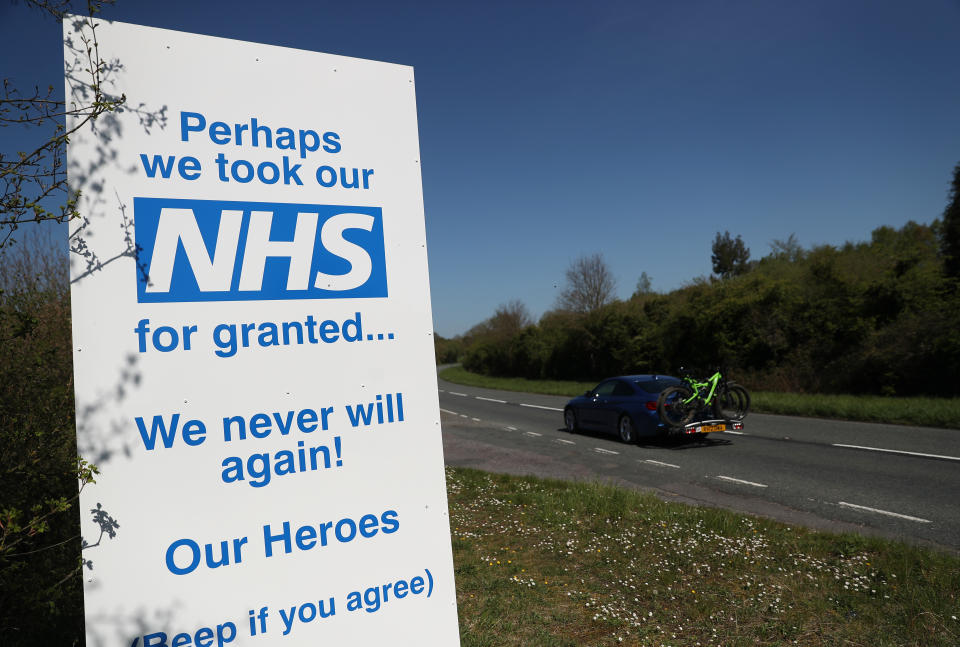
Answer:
[633, 378, 681, 394]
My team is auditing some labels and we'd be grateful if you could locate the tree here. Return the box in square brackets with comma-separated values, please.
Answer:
[711, 230, 751, 278]
[464, 299, 531, 341]
[556, 253, 617, 313]
[0, 0, 123, 250]
[633, 271, 653, 297]
[941, 161, 960, 279]
[460, 300, 533, 376]
[491, 299, 532, 334]
[0, 3, 124, 643]
[433, 333, 464, 364]
[768, 233, 804, 262]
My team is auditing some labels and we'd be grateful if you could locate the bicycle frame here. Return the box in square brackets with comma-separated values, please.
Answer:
[680, 371, 723, 407]
[657, 367, 748, 429]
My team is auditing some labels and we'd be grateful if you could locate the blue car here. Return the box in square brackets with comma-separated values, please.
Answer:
[563, 375, 683, 443]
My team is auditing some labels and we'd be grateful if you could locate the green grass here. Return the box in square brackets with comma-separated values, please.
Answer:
[447, 467, 960, 647]
[440, 365, 598, 397]
[438, 366, 960, 429]
[751, 391, 960, 429]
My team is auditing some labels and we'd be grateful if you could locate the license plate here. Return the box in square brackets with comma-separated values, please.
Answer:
[701, 423, 726, 433]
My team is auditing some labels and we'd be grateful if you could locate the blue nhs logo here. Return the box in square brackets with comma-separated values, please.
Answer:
[134, 198, 387, 303]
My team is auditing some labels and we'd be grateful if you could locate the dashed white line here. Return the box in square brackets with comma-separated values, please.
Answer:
[524, 431, 543, 437]
[449, 391, 468, 397]
[838, 502, 931, 524]
[505, 426, 517, 431]
[833, 444, 960, 462]
[593, 447, 620, 455]
[476, 396, 507, 404]
[716, 475, 768, 488]
[722, 430, 745, 435]
[471, 417, 481, 422]
[519, 403, 564, 412]
[643, 459, 680, 469]
[459, 414, 468, 419]
[440, 408, 457, 415]
[554, 438, 576, 445]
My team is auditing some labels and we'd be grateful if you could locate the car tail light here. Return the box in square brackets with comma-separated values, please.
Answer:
[645, 401, 658, 411]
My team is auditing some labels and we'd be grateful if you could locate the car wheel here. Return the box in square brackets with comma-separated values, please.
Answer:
[618, 415, 636, 444]
[564, 408, 578, 432]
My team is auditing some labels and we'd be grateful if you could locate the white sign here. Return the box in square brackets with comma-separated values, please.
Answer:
[65, 18, 459, 646]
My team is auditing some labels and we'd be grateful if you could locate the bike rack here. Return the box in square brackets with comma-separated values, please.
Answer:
[677, 418, 744, 435]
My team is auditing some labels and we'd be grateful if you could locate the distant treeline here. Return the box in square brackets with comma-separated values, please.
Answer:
[0, 237, 83, 644]
[437, 220, 960, 396]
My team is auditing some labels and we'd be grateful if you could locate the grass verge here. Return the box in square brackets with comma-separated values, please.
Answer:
[439, 365, 597, 397]
[447, 467, 960, 647]
[750, 391, 960, 429]
[438, 366, 960, 429]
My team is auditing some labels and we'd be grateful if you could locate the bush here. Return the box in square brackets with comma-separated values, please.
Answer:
[0, 233, 87, 645]
[434, 334, 463, 364]
[459, 221, 960, 396]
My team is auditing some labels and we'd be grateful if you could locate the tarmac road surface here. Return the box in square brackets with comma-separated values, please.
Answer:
[436, 374, 960, 553]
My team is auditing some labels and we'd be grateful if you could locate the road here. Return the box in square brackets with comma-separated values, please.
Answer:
[436, 375, 960, 552]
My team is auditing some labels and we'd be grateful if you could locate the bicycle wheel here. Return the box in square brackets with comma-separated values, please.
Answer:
[731, 384, 751, 418]
[713, 383, 750, 420]
[658, 385, 697, 427]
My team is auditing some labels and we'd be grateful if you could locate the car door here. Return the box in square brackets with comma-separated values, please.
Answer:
[595, 380, 636, 432]
[578, 380, 618, 430]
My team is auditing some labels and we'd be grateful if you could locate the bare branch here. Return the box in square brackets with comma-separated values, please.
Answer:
[555, 253, 617, 313]
[0, 2, 125, 250]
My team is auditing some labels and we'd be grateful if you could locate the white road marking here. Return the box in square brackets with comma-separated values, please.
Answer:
[722, 430, 745, 435]
[520, 403, 564, 412]
[440, 408, 457, 415]
[459, 414, 468, 418]
[643, 459, 680, 469]
[524, 431, 543, 437]
[471, 417, 481, 422]
[554, 438, 576, 445]
[833, 444, 960, 462]
[505, 426, 517, 431]
[838, 502, 931, 524]
[438, 389, 445, 393]
[450, 391, 468, 397]
[594, 447, 620, 455]
[716, 475, 768, 488]
[476, 396, 507, 404]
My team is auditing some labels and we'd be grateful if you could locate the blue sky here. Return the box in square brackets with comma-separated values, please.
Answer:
[3, 0, 959, 336]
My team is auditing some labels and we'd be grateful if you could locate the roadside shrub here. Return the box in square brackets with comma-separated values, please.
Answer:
[456, 221, 960, 396]
[434, 334, 463, 364]
[0, 233, 86, 646]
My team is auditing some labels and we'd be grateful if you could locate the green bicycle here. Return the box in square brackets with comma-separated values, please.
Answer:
[656, 368, 750, 427]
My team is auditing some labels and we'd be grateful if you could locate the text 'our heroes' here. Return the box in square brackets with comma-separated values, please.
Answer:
[134, 198, 386, 302]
